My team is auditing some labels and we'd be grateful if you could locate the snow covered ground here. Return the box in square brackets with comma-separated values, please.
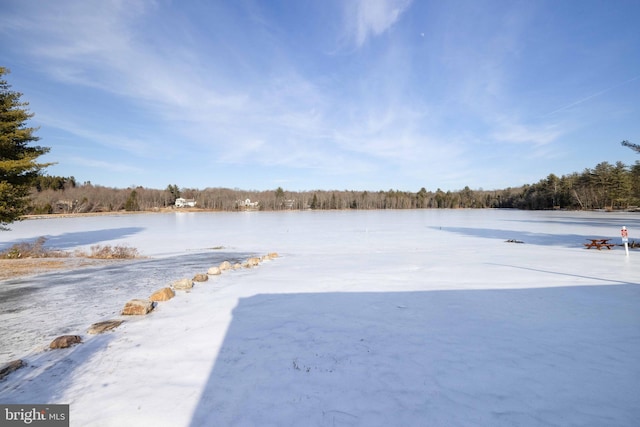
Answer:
[1, 210, 639, 426]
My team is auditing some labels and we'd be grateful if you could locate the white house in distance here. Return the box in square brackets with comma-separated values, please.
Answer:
[237, 198, 259, 210]
[175, 198, 196, 208]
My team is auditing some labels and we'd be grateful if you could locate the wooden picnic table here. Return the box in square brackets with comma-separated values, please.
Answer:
[584, 239, 616, 250]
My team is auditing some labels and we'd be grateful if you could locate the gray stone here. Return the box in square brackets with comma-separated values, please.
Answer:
[50, 335, 82, 349]
[193, 273, 209, 282]
[87, 320, 124, 334]
[172, 278, 194, 290]
[207, 266, 222, 275]
[121, 299, 154, 315]
[150, 287, 175, 301]
[243, 257, 261, 268]
[0, 359, 25, 380]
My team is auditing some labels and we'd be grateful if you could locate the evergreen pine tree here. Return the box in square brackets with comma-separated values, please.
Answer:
[0, 67, 51, 229]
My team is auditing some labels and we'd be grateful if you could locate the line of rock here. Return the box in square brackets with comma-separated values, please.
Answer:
[0, 252, 279, 381]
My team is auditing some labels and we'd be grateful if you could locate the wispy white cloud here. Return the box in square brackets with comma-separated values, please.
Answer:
[344, 0, 413, 48]
[0, 0, 519, 191]
[1, 0, 637, 191]
[491, 120, 564, 146]
[545, 75, 640, 116]
[34, 112, 156, 158]
[65, 156, 144, 174]
[4, 1, 248, 117]
[4, 0, 422, 175]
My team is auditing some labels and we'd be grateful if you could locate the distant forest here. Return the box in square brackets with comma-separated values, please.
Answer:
[27, 160, 640, 214]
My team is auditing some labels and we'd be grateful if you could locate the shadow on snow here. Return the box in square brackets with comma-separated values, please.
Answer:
[432, 226, 625, 248]
[189, 285, 640, 426]
[501, 216, 640, 229]
[0, 227, 146, 252]
[0, 334, 115, 405]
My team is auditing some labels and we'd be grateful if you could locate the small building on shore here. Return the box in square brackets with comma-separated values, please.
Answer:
[236, 198, 260, 211]
[175, 198, 196, 208]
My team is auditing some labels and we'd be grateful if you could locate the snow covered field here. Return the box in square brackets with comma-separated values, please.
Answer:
[1, 210, 639, 426]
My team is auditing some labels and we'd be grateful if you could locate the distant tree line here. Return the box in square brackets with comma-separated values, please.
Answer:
[513, 161, 640, 210]
[25, 159, 640, 214]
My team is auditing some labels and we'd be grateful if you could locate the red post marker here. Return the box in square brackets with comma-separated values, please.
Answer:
[621, 226, 629, 256]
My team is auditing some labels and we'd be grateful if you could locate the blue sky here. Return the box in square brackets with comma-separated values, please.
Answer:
[1, 0, 639, 192]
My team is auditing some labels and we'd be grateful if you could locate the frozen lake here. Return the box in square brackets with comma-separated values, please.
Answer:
[2, 209, 639, 257]
[1, 209, 639, 426]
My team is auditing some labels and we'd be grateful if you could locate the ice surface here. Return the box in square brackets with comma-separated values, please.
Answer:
[0, 210, 639, 426]
[0, 252, 253, 363]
